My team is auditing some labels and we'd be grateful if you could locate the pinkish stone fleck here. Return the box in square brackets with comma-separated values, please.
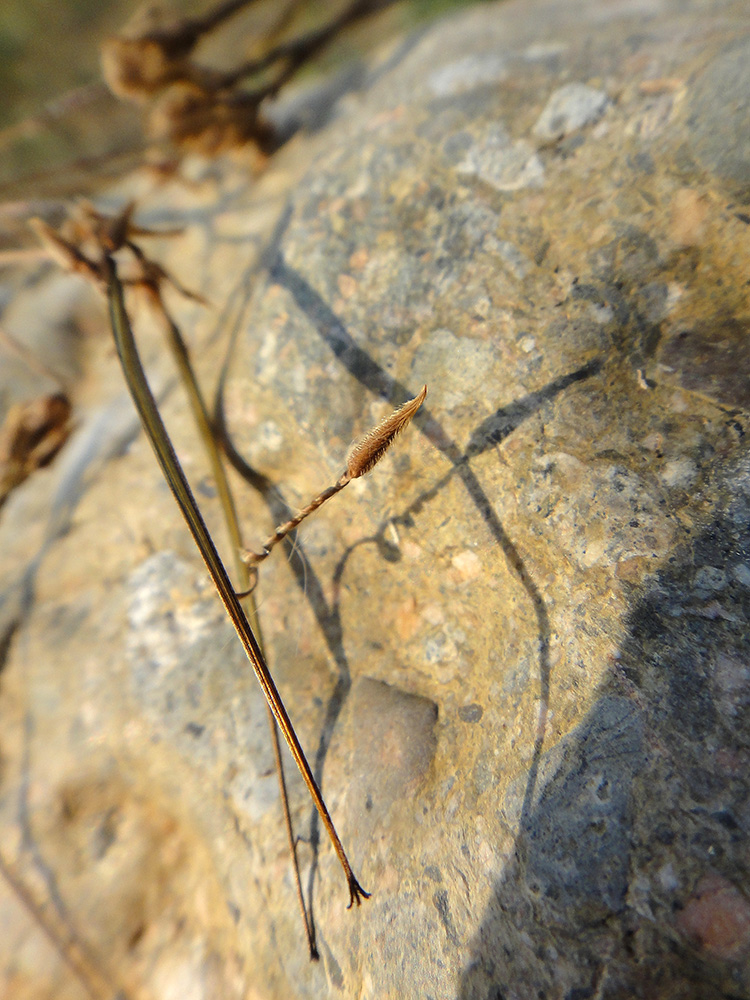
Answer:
[677, 873, 750, 960]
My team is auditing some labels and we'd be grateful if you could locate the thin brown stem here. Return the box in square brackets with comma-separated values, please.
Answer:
[190, 0, 261, 38]
[140, 268, 319, 958]
[241, 384, 427, 573]
[105, 256, 368, 917]
[124, 0, 261, 59]
[216, 0, 389, 93]
[243, 475, 349, 569]
[267, 710, 318, 957]
[0, 322, 65, 385]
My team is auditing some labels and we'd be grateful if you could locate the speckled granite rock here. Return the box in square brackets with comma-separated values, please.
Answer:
[1, 0, 750, 998]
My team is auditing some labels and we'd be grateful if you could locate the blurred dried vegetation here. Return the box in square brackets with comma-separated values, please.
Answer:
[0, 0, 478, 201]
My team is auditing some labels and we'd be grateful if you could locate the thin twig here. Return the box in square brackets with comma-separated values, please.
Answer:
[241, 477, 349, 577]
[219, 0, 390, 93]
[242, 385, 427, 574]
[0, 322, 65, 385]
[104, 255, 368, 910]
[190, 0, 262, 38]
[141, 269, 318, 958]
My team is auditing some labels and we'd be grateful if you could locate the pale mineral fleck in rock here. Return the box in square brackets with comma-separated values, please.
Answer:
[532, 81, 611, 139]
[660, 456, 698, 488]
[657, 861, 680, 892]
[455, 124, 545, 191]
[451, 550, 482, 580]
[427, 53, 508, 97]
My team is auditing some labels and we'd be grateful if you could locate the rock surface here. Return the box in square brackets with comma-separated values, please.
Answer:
[1, 0, 750, 997]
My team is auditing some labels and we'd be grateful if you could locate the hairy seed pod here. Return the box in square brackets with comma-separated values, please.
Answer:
[346, 385, 427, 480]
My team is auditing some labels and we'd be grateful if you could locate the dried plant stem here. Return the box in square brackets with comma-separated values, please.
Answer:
[0, 322, 65, 385]
[242, 385, 427, 574]
[149, 288, 318, 958]
[190, 0, 260, 38]
[243, 475, 349, 572]
[220, 0, 390, 95]
[105, 256, 368, 912]
[0, 849, 118, 1000]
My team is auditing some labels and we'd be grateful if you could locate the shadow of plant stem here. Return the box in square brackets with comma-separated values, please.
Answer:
[268, 255, 604, 849]
[214, 252, 602, 938]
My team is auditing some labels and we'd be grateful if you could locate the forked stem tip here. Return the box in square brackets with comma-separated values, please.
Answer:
[347, 874, 372, 909]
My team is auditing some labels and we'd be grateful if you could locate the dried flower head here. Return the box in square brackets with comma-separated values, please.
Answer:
[149, 84, 276, 156]
[241, 385, 428, 572]
[345, 384, 427, 480]
[100, 2, 246, 101]
[0, 393, 72, 506]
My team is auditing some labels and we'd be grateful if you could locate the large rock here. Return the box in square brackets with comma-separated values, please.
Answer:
[1, 0, 750, 997]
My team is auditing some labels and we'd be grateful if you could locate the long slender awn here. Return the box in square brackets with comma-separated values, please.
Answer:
[104, 253, 370, 909]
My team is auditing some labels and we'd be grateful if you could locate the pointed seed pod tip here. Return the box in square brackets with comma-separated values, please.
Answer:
[346, 384, 427, 480]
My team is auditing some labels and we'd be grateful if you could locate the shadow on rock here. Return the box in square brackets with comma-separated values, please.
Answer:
[459, 453, 750, 1000]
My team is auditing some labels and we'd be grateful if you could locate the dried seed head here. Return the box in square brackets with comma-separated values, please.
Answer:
[345, 385, 427, 480]
[0, 392, 72, 507]
[101, 36, 183, 101]
[148, 84, 276, 156]
[28, 217, 103, 283]
[100, 6, 205, 102]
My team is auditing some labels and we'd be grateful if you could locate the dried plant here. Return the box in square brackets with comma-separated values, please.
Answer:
[29, 202, 198, 306]
[347, 385, 427, 477]
[17, 0, 422, 939]
[28, 203, 379, 953]
[149, 83, 277, 157]
[242, 385, 427, 575]
[102, 0, 394, 157]
[105, 256, 371, 917]
[100, 0, 260, 102]
[0, 393, 72, 507]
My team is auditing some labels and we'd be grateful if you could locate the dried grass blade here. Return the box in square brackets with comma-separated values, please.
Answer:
[104, 255, 369, 910]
